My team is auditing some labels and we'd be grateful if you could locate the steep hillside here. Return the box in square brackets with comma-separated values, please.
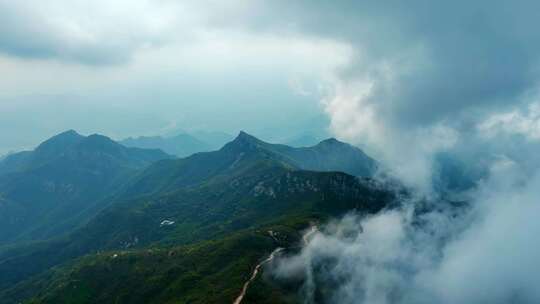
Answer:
[230, 132, 377, 177]
[2, 225, 303, 304]
[0, 167, 393, 304]
[0, 159, 393, 291]
[0, 131, 392, 304]
[123, 131, 377, 198]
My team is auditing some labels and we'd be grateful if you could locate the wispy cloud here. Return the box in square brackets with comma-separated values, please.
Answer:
[274, 160, 540, 303]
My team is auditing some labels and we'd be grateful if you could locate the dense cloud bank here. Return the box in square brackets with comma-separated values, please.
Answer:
[258, 2, 540, 301]
[3, 1, 540, 173]
[1, 2, 539, 301]
[274, 160, 540, 303]
[2, 2, 539, 180]
[227, 0, 540, 192]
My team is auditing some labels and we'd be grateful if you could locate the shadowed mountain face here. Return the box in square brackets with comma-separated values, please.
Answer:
[0, 130, 173, 245]
[0, 131, 391, 304]
[120, 134, 212, 158]
[231, 132, 377, 177]
[124, 131, 377, 198]
[1, 171, 394, 304]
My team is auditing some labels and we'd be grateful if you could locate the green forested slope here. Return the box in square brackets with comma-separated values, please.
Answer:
[0, 131, 392, 304]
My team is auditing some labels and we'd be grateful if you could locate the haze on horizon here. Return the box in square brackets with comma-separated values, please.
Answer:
[3, 1, 540, 178]
[0, 1, 344, 154]
[2, 2, 540, 303]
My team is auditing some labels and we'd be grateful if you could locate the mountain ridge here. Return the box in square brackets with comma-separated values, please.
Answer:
[0, 130, 392, 304]
[120, 133, 212, 158]
[0, 130, 173, 245]
[123, 131, 377, 198]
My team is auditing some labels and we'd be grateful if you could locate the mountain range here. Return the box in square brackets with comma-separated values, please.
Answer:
[120, 131, 234, 157]
[0, 130, 172, 245]
[120, 134, 212, 158]
[0, 130, 391, 304]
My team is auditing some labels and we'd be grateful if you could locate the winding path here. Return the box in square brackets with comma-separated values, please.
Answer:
[233, 248, 284, 304]
[233, 226, 318, 304]
[303, 226, 318, 245]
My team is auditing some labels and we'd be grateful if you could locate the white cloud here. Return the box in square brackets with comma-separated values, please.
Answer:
[0, 1, 353, 152]
[323, 78, 459, 193]
[478, 102, 540, 141]
[0, 0, 197, 64]
[274, 162, 540, 304]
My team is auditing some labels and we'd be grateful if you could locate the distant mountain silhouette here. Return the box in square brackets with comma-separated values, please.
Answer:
[120, 130, 235, 157]
[123, 131, 377, 197]
[189, 130, 234, 149]
[228, 131, 377, 176]
[0, 130, 172, 244]
[120, 133, 212, 157]
[284, 133, 322, 147]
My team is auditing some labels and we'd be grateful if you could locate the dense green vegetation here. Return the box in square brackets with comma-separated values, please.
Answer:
[3, 225, 304, 304]
[0, 130, 394, 303]
[0, 130, 172, 245]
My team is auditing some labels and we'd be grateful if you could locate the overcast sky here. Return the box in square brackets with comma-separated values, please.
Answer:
[0, 0, 349, 153]
[2, 0, 540, 182]
[3, 2, 540, 303]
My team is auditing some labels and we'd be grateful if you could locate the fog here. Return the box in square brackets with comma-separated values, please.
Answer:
[260, 1, 540, 303]
[0, 0, 347, 154]
[1, 1, 539, 302]
[273, 158, 540, 303]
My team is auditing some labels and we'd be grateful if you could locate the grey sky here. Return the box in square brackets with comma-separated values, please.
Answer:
[3, 2, 540, 303]
[250, 2, 540, 303]
[0, 0, 348, 154]
[1, 0, 540, 182]
[233, 0, 540, 190]
[3, 0, 539, 184]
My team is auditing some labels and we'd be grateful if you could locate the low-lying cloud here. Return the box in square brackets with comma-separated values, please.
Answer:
[229, 0, 540, 192]
[259, 3, 540, 302]
[273, 160, 540, 303]
[1, 1, 539, 302]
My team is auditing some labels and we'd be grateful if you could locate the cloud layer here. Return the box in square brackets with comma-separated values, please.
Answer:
[227, 0, 540, 191]
[0, 0, 193, 64]
[252, 2, 540, 303]
[0, 1, 350, 154]
[274, 160, 540, 303]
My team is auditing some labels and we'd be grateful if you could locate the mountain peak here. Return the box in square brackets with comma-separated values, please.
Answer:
[317, 138, 348, 147]
[61, 129, 80, 136]
[234, 131, 261, 144]
[221, 131, 265, 152]
[76, 134, 127, 154]
[86, 133, 112, 140]
[36, 130, 84, 153]
[320, 137, 339, 144]
[237, 130, 255, 139]
[48, 129, 82, 141]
